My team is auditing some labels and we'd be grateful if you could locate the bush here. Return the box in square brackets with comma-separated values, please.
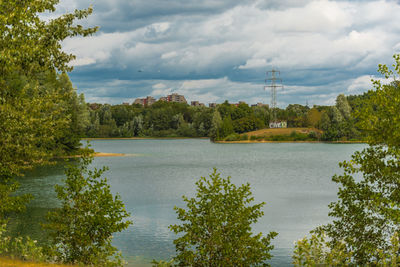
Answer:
[250, 135, 258, 141]
[307, 131, 317, 140]
[169, 169, 277, 266]
[256, 135, 265, 141]
[43, 153, 132, 266]
[293, 232, 400, 266]
[0, 223, 46, 262]
[293, 133, 308, 141]
[240, 134, 249, 140]
[224, 133, 240, 141]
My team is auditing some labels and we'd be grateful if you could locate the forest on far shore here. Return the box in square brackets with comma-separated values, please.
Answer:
[81, 92, 371, 141]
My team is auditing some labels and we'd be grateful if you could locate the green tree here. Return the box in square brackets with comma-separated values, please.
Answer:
[306, 107, 322, 128]
[217, 100, 233, 120]
[43, 154, 132, 266]
[210, 110, 222, 141]
[293, 232, 400, 266]
[233, 116, 264, 133]
[335, 94, 352, 120]
[219, 116, 234, 139]
[231, 102, 252, 120]
[170, 169, 277, 266]
[314, 54, 400, 264]
[0, 0, 97, 222]
[53, 72, 91, 154]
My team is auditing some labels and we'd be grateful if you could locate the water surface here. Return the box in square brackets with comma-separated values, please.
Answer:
[14, 139, 364, 266]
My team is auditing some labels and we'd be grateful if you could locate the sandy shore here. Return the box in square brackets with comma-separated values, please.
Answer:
[93, 152, 128, 157]
[61, 152, 136, 158]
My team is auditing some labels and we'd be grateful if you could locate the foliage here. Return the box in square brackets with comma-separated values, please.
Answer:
[314, 54, 400, 265]
[357, 55, 400, 149]
[224, 133, 240, 141]
[286, 104, 309, 127]
[0, 0, 97, 76]
[293, 232, 400, 266]
[0, 223, 46, 262]
[43, 153, 132, 266]
[169, 169, 277, 266]
[209, 109, 223, 141]
[292, 232, 352, 266]
[83, 98, 363, 142]
[0, 0, 97, 223]
[319, 94, 358, 141]
[306, 108, 322, 128]
[151, 259, 175, 267]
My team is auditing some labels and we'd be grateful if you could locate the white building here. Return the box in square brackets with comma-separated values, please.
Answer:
[269, 121, 287, 128]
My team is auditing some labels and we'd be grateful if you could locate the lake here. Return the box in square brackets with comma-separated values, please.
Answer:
[12, 139, 365, 266]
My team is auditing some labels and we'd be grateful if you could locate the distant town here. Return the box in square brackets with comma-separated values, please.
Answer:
[130, 93, 268, 108]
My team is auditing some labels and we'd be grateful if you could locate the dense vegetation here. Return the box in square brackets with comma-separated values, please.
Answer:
[0, 1, 131, 266]
[292, 55, 400, 265]
[83, 92, 367, 142]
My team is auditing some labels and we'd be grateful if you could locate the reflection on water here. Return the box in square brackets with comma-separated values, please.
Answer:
[11, 139, 365, 266]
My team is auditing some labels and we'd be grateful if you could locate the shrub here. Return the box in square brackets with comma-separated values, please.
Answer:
[293, 232, 400, 266]
[240, 134, 249, 140]
[169, 169, 277, 266]
[307, 131, 317, 140]
[250, 135, 258, 141]
[0, 224, 46, 262]
[225, 133, 240, 141]
[43, 153, 132, 266]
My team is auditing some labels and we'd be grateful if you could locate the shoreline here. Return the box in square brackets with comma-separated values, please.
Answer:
[81, 137, 365, 144]
[93, 152, 129, 157]
[62, 152, 135, 158]
[82, 137, 209, 140]
[215, 140, 365, 144]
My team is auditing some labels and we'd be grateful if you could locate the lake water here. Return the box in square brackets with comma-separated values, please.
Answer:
[12, 139, 365, 266]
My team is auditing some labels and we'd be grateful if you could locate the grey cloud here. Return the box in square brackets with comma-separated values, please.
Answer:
[59, 0, 400, 106]
[66, 0, 256, 33]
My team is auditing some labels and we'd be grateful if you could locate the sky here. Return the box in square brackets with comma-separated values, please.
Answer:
[52, 0, 400, 107]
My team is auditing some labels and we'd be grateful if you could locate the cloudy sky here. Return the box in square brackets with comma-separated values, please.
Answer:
[53, 0, 400, 107]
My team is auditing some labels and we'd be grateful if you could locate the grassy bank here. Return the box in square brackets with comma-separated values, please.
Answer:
[219, 128, 364, 143]
[0, 257, 75, 267]
[216, 140, 365, 144]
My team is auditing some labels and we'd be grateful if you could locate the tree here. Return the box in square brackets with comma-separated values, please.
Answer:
[53, 72, 91, 154]
[233, 116, 264, 133]
[335, 94, 351, 120]
[170, 169, 277, 266]
[219, 116, 234, 139]
[314, 54, 400, 264]
[306, 107, 322, 128]
[210, 110, 222, 141]
[0, 0, 97, 221]
[43, 153, 132, 266]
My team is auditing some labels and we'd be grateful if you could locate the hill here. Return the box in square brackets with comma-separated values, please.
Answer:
[244, 127, 322, 137]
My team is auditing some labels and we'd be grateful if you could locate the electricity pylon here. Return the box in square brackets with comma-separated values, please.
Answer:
[264, 69, 283, 122]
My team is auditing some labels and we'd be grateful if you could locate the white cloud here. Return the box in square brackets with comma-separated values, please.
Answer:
[161, 51, 178, 59]
[70, 57, 96, 67]
[347, 75, 373, 93]
[152, 83, 167, 89]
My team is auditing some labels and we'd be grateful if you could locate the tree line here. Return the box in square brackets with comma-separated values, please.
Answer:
[82, 92, 369, 142]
